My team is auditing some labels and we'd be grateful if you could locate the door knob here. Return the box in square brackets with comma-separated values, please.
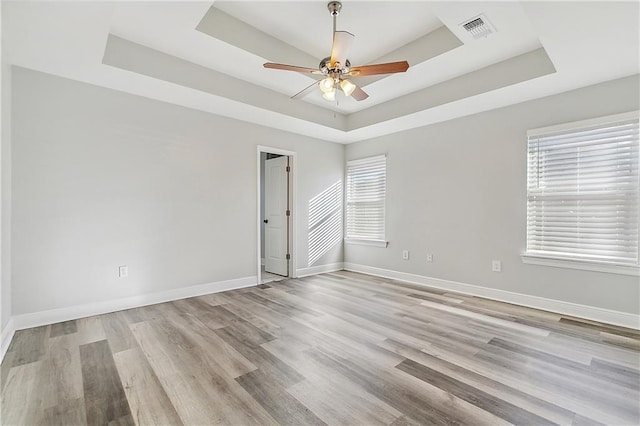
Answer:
[263, 219, 269, 223]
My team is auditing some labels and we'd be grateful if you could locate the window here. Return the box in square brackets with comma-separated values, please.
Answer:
[524, 111, 639, 274]
[346, 154, 387, 246]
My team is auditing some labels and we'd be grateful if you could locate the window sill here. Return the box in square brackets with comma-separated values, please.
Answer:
[345, 239, 388, 248]
[521, 254, 640, 276]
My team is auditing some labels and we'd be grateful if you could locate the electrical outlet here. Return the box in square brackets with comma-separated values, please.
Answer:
[118, 265, 128, 278]
[426, 254, 433, 262]
[492, 260, 502, 272]
[402, 250, 409, 260]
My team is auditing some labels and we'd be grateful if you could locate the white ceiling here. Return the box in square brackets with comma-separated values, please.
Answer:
[2, 1, 639, 143]
[213, 1, 445, 65]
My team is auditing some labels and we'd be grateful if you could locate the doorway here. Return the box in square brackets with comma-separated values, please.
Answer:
[257, 146, 296, 284]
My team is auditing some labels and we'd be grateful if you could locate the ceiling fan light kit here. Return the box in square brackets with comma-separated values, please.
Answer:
[319, 76, 335, 93]
[322, 88, 336, 101]
[263, 1, 410, 102]
[339, 79, 356, 96]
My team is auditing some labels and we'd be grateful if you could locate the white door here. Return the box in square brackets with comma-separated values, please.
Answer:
[264, 155, 289, 276]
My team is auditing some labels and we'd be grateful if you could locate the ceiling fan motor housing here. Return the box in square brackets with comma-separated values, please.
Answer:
[319, 57, 350, 76]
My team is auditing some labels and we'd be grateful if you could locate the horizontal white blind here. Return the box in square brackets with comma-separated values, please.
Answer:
[346, 155, 386, 241]
[526, 113, 640, 266]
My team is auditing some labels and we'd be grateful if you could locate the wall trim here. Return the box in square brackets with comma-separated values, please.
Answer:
[1, 317, 16, 363]
[11, 276, 257, 333]
[343, 263, 640, 330]
[297, 262, 344, 278]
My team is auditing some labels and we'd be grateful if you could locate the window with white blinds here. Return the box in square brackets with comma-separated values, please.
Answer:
[346, 155, 386, 242]
[525, 111, 640, 269]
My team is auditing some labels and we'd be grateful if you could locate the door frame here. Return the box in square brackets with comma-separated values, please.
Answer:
[257, 145, 297, 284]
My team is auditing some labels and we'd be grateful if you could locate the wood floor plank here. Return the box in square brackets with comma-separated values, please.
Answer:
[560, 317, 640, 339]
[241, 288, 405, 369]
[99, 312, 139, 354]
[489, 336, 638, 392]
[418, 299, 551, 337]
[79, 340, 133, 425]
[5, 326, 49, 368]
[39, 397, 87, 426]
[218, 295, 283, 335]
[76, 316, 107, 346]
[2, 271, 639, 425]
[112, 348, 183, 426]
[287, 377, 400, 426]
[130, 319, 279, 425]
[466, 320, 594, 365]
[49, 320, 77, 338]
[305, 347, 512, 425]
[128, 320, 235, 424]
[263, 339, 405, 425]
[214, 326, 305, 388]
[589, 357, 640, 390]
[545, 331, 640, 369]
[572, 413, 607, 426]
[235, 369, 327, 426]
[119, 304, 164, 325]
[378, 338, 578, 425]
[47, 333, 84, 405]
[470, 345, 638, 424]
[1, 361, 48, 425]
[395, 357, 557, 425]
[167, 311, 258, 378]
[0, 349, 15, 392]
[483, 338, 640, 409]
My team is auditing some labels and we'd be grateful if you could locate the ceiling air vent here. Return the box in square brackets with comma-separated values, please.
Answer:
[460, 14, 495, 39]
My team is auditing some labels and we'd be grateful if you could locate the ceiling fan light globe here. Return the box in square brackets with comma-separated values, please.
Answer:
[322, 88, 336, 101]
[319, 77, 335, 93]
[340, 79, 356, 96]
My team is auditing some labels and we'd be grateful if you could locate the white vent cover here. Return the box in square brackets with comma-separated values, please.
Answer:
[460, 14, 496, 39]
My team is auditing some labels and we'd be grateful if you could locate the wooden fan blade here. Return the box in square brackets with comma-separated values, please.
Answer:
[330, 31, 355, 68]
[351, 85, 369, 101]
[291, 81, 319, 100]
[264, 63, 322, 74]
[349, 61, 409, 77]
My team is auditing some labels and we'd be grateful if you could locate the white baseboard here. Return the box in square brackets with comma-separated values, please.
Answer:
[297, 262, 344, 278]
[344, 263, 640, 330]
[1, 317, 16, 363]
[10, 276, 257, 333]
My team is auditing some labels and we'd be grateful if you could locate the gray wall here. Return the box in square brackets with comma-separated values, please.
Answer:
[7, 66, 639, 319]
[345, 74, 640, 314]
[1, 18, 12, 332]
[11, 68, 344, 316]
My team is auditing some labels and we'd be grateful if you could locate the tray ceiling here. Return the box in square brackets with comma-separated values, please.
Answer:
[3, 1, 639, 143]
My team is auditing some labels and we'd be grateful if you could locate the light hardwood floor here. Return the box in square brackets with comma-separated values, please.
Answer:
[1, 271, 639, 425]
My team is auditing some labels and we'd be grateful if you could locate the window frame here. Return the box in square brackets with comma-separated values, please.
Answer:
[522, 111, 640, 276]
[345, 154, 388, 247]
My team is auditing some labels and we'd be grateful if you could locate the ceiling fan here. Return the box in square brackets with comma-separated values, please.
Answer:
[263, 1, 410, 102]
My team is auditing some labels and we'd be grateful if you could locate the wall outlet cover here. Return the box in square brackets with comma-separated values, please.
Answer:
[118, 265, 129, 278]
